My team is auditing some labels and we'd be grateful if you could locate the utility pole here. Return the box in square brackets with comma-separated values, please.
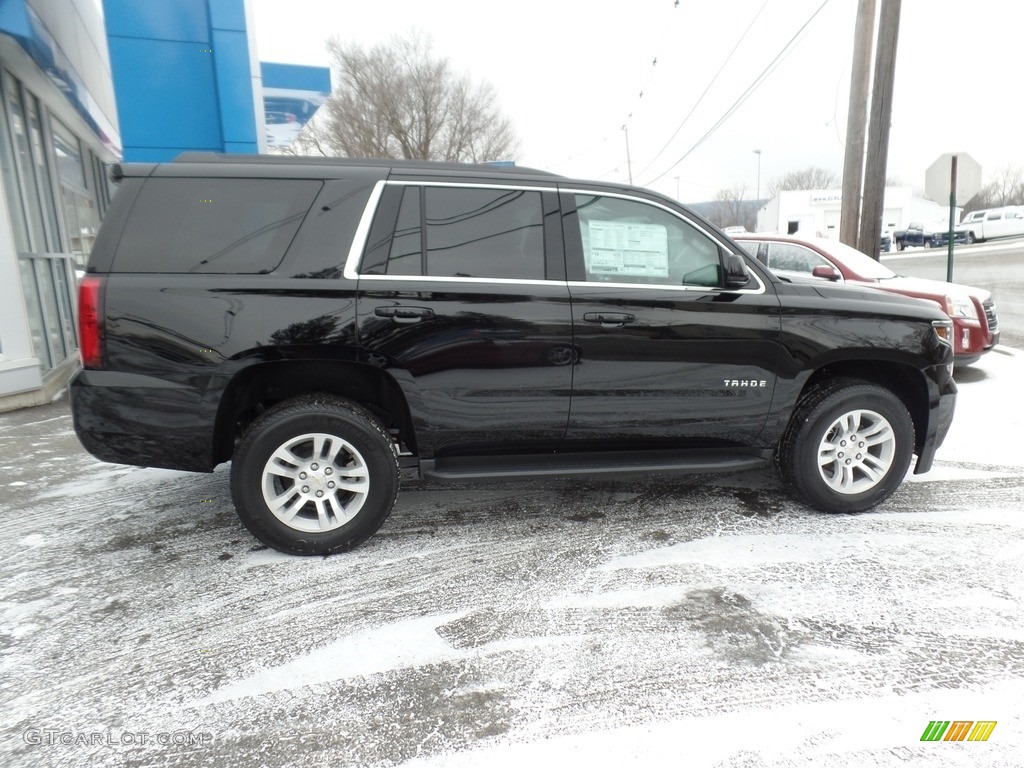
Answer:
[839, 0, 876, 248]
[858, 0, 901, 259]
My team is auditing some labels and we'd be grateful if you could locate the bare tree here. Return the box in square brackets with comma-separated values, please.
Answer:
[293, 33, 518, 163]
[962, 164, 1024, 213]
[767, 167, 840, 197]
[983, 164, 1024, 207]
[709, 185, 756, 231]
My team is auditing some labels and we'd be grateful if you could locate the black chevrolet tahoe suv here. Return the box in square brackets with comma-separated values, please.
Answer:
[71, 154, 957, 555]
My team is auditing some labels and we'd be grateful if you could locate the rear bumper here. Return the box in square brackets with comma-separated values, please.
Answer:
[70, 369, 214, 472]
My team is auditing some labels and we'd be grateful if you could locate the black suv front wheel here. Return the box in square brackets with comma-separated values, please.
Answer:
[777, 379, 914, 514]
[231, 395, 399, 555]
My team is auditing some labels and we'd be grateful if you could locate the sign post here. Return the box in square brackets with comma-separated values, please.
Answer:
[925, 152, 981, 283]
[947, 155, 958, 283]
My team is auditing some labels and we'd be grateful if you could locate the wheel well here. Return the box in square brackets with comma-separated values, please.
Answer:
[212, 360, 416, 465]
[801, 360, 929, 454]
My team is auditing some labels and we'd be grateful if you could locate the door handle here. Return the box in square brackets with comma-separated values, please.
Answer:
[583, 312, 635, 328]
[374, 306, 435, 324]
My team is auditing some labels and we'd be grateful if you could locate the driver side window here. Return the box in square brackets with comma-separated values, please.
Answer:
[574, 194, 723, 287]
[766, 243, 832, 275]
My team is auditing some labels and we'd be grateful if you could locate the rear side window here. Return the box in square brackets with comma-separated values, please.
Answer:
[360, 185, 546, 280]
[114, 178, 321, 273]
[426, 187, 544, 278]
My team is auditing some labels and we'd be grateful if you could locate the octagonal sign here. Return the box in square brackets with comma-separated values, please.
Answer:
[925, 152, 982, 204]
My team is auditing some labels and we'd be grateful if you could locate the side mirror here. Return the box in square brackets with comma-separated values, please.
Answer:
[811, 265, 841, 281]
[723, 252, 751, 289]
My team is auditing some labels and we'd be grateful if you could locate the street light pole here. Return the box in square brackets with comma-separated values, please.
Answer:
[753, 149, 762, 200]
[622, 125, 633, 185]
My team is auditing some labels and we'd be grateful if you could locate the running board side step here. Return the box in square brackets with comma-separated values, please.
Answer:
[419, 450, 772, 482]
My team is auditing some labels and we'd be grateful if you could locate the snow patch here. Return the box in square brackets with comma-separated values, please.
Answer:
[36, 465, 186, 500]
[869, 507, 1024, 527]
[236, 548, 297, 570]
[195, 613, 467, 705]
[602, 533, 879, 571]
[905, 463, 1021, 483]
[397, 679, 1024, 767]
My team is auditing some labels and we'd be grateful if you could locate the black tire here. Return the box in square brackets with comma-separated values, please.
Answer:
[231, 394, 399, 555]
[896, 241, 904, 251]
[776, 379, 914, 514]
[966, 232, 975, 245]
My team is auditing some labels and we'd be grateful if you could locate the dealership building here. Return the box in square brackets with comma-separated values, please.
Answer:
[757, 187, 958, 239]
[0, 0, 328, 409]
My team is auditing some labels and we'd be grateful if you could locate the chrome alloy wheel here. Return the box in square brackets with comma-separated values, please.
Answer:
[816, 409, 896, 495]
[260, 432, 369, 532]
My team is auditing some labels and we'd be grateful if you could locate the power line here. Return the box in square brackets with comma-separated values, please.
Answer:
[634, 0, 772, 180]
[644, 0, 833, 186]
[546, 1, 682, 178]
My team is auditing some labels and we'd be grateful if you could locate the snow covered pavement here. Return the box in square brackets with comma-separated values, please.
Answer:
[1, 348, 1022, 767]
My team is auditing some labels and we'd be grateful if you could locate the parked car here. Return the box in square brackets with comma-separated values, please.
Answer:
[880, 232, 892, 252]
[71, 154, 957, 555]
[735, 233, 999, 366]
[893, 222, 968, 250]
[959, 206, 1024, 243]
[931, 226, 971, 248]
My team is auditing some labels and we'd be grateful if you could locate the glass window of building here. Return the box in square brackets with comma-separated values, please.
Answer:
[51, 117, 98, 266]
[0, 96, 29, 251]
[1, 69, 47, 251]
[26, 93, 61, 251]
[17, 259, 50, 370]
[34, 258, 66, 363]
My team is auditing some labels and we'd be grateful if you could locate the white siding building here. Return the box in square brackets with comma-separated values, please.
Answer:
[756, 187, 958, 240]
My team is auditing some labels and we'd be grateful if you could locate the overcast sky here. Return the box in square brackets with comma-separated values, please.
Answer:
[249, 0, 1021, 203]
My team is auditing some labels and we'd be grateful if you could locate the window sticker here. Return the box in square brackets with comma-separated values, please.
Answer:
[586, 220, 669, 278]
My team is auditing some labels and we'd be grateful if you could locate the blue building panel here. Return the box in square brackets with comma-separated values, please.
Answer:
[108, 36, 222, 157]
[208, 0, 248, 32]
[104, 0, 264, 161]
[0, 0, 32, 39]
[261, 62, 331, 93]
[103, 0, 210, 43]
[211, 28, 257, 147]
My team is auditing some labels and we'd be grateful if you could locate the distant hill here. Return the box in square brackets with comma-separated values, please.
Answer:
[683, 198, 768, 233]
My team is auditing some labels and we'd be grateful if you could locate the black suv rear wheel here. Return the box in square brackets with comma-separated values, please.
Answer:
[231, 395, 399, 555]
[777, 379, 914, 514]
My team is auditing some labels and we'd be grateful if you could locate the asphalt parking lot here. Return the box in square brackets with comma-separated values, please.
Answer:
[1, 349, 1023, 767]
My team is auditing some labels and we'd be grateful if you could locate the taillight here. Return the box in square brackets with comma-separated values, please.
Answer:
[78, 276, 104, 368]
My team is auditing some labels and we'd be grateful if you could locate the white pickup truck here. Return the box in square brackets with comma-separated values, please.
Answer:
[960, 206, 1024, 243]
